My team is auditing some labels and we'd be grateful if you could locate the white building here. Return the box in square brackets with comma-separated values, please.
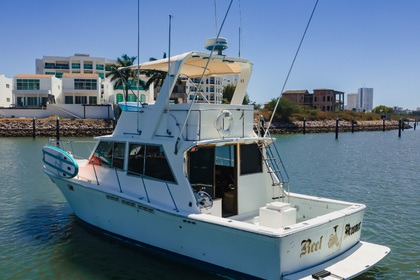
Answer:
[61, 73, 101, 105]
[36, 53, 116, 80]
[0, 75, 13, 107]
[186, 74, 239, 104]
[346, 93, 358, 111]
[357, 87, 374, 111]
[13, 74, 61, 107]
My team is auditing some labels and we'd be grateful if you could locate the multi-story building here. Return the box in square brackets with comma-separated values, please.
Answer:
[358, 87, 374, 111]
[346, 93, 358, 111]
[282, 89, 344, 112]
[0, 75, 13, 107]
[12, 74, 61, 107]
[60, 73, 101, 105]
[184, 74, 239, 104]
[36, 54, 116, 79]
[187, 76, 224, 103]
[281, 90, 312, 107]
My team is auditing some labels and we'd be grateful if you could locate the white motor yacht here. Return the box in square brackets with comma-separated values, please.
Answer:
[42, 50, 389, 279]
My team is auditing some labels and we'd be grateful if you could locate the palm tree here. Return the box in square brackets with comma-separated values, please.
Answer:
[106, 54, 137, 102]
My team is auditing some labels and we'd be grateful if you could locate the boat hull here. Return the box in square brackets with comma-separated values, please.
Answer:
[47, 174, 388, 279]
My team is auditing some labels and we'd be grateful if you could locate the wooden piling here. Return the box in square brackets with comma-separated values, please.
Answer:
[398, 119, 402, 137]
[56, 116, 60, 146]
[335, 118, 339, 139]
[414, 122, 417, 130]
[382, 118, 385, 132]
[32, 118, 36, 139]
[303, 118, 306, 135]
[351, 119, 355, 133]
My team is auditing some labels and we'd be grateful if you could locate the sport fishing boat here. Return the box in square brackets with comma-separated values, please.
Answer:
[42, 49, 389, 279]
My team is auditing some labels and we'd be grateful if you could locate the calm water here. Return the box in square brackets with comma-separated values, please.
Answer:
[0, 130, 419, 279]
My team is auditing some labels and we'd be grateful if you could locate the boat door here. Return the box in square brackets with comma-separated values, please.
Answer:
[188, 145, 238, 217]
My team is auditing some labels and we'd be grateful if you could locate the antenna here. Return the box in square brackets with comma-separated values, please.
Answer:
[214, 0, 218, 35]
[238, 0, 242, 57]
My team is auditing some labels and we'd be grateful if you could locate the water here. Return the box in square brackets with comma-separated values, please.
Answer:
[0, 130, 419, 279]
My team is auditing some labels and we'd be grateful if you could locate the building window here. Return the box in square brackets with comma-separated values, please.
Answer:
[327, 96, 331, 102]
[55, 73, 63, 78]
[6, 84, 10, 88]
[75, 96, 87, 104]
[74, 79, 97, 90]
[27, 97, 38, 106]
[140, 94, 146, 103]
[98, 73, 104, 79]
[128, 144, 175, 183]
[96, 64, 104, 70]
[84, 63, 93, 70]
[72, 63, 81, 69]
[89, 96, 97, 104]
[16, 79, 40, 90]
[65, 96, 73, 104]
[6, 98, 10, 102]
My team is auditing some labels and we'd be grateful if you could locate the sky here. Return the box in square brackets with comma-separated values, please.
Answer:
[1, 0, 419, 110]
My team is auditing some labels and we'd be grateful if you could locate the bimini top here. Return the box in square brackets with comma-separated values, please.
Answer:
[120, 51, 252, 78]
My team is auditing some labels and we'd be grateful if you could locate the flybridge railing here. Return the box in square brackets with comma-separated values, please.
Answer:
[166, 107, 254, 142]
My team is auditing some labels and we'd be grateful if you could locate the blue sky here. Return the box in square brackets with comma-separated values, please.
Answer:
[1, 0, 419, 109]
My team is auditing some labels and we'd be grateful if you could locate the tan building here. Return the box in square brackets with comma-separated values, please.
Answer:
[282, 89, 344, 112]
[282, 90, 312, 107]
[313, 89, 344, 112]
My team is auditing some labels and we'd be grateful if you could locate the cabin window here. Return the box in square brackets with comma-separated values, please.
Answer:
[240, 143, 262, 175]
[91, 141, 125, 169]
[128, 144, 145, 175]
[127, 143, 175, 183]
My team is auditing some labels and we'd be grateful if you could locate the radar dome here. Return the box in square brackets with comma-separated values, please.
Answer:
[205, 37, 228, 55]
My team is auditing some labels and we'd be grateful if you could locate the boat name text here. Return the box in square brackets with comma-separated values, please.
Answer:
[300, 225, 341, 258]
[344, 222, 361, 238]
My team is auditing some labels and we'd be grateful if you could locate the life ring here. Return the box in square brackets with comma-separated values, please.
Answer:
[215, 110, 234, 137]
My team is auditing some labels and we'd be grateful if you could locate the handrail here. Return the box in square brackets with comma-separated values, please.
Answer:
[115, 168, 123, 193]
[166, 182, 179, 212]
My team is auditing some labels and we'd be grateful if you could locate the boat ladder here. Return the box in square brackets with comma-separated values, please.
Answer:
[259, 132, 290, 200]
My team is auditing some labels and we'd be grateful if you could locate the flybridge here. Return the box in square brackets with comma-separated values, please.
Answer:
[120, 51, 253, 105]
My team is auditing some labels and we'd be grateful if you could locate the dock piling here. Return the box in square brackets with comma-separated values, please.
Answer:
[56, 116, 60, 146]
[382, 118, 385, 132]
[398, 119, 402, 137]
[32, 118, 36, 139]
[303, 118, 306, 135]
[335, 117, 339, 139]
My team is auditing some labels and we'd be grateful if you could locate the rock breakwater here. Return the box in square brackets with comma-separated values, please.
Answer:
[270, 120, 403, 134]
[0, 117, 114, 137]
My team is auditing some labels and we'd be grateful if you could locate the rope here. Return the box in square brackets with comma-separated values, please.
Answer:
[174, 0, 234, 154]
[264, 0, 320, 137]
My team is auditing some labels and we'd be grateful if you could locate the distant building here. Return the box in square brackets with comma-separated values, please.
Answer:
[282, 89, 344, 112]
[346, 93, 358, 111]
[186, 74, 238, 104]
[358, 87, 374, 111]
[36, 54, 116, 79]
[313, 89, 344, 112]
[12, 74, 61, 107]
[0, 75, 13, 107]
